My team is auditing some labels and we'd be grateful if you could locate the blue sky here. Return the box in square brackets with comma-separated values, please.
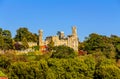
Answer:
[0, 0, 120, 41]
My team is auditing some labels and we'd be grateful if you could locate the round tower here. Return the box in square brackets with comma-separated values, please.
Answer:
[72, 26, 78, 51]
[39, 30, 43, 46]
[72, 26, 77, 36]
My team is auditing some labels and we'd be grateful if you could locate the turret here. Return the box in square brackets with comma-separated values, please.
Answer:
[57, 31, 65, 39]
[39, 30, 43, 46]
[72, 26, 77, 36]
[72, 26, 78, 51]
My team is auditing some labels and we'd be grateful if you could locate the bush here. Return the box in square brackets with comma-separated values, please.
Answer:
[0, 71, 7, 77]
[8, 57, 95, 79]
[94, 57, 120, 79]
[51, 45, 76, 58]
[0, 55, 11, 69]
[95, 65, 120, 79]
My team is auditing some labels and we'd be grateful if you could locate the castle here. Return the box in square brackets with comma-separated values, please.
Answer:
[39, 26, 79, 51]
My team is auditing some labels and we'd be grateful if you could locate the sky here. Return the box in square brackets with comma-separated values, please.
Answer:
[0, 0, 120, 41]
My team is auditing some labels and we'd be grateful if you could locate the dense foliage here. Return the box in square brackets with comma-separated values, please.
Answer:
[51, 45, 76, 58]
[0, 27, 120, 78]
[0, 71, 7, 77]
[0, 27, 38, 50]
[14, 27, 38, 42]
[0, 28, 13, 50]
[0, 53, 119, 79]
[8, 56, 95, 79]
[81, 33, 119, 59]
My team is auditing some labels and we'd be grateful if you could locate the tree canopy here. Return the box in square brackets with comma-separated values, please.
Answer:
[51, 45, 76, 58]
[0, 28, 13, 50]
[14, 27, 38, 42]
[0, 28, 120, 78]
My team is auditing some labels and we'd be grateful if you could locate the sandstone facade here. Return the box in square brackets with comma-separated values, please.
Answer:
[39, 26, 79, 51]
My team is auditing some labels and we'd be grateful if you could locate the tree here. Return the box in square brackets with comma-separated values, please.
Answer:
[0, 55, 11, 69]
[0, 34, 4, 49]
[51, 45, 76, 58]
[110, 35, 120, 46]
[14, 27, 38, 42]
[14, 27, 29, 41]
[110, 35, 120, 59]
[2, 30, 11, 38]
[0, 71, 7, 77]
[84, 33, 116, 58]
[0, 28, 2, 35]
[84, 33, 106, 53]
[116, 44, 120, 59]
[0, 28, 4, 49]
[47, 40, 54, 52]
[21, 37, 29, 49]
[94, 57, 120, 79]
[0, 29, 13, 50]
[78, 42, 84, 50]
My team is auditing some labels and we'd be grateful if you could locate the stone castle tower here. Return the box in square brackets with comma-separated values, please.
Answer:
[39, 26, 78, 51]
[72, 26, 77, 36]
[39, 30, 44, 46]
[71, 26, 78, 51]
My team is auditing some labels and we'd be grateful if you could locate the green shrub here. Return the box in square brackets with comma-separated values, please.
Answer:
[51, 45, 76, 58]
[0, 71, 7, 77]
